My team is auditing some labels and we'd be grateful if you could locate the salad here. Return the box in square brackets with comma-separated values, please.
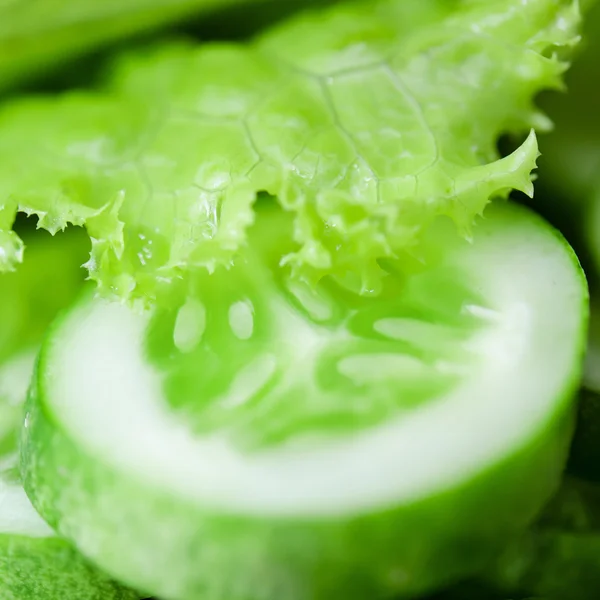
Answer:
[0, 0, 598, 598]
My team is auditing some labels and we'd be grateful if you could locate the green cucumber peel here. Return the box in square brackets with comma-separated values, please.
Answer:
[0, 0, 580, 303]
[0, 229, 138, 600]
[21, 202, 588, 600]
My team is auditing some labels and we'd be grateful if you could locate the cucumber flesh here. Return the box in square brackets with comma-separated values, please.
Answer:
[0, 351, 35, 454]
[22, 202, 588, 600]
[0, 452, 53, 538]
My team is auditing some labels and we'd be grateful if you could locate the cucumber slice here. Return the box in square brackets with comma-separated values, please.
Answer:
[0, 229, 138, 600]
[0, 351, 35, 456]
[0, 455, 138, 600]
[21, 202, 587, 600]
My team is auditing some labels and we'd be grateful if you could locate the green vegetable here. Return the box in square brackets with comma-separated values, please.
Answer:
[0, 229, 138, 599]
[20, 202, 587, 600]
[0, 0, 579, 304]
[0, 457, 138, 600]
[0, 0, 262, 91]
[500, 5, 600, 595]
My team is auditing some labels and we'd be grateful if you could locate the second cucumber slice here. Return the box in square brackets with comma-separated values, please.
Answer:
[0, 228, 137, 600]
[21, 202, 588, 600]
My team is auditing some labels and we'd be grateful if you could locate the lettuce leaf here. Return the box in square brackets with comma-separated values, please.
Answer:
[0, 0, 260, 91]
[0, 0, 579, 304]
